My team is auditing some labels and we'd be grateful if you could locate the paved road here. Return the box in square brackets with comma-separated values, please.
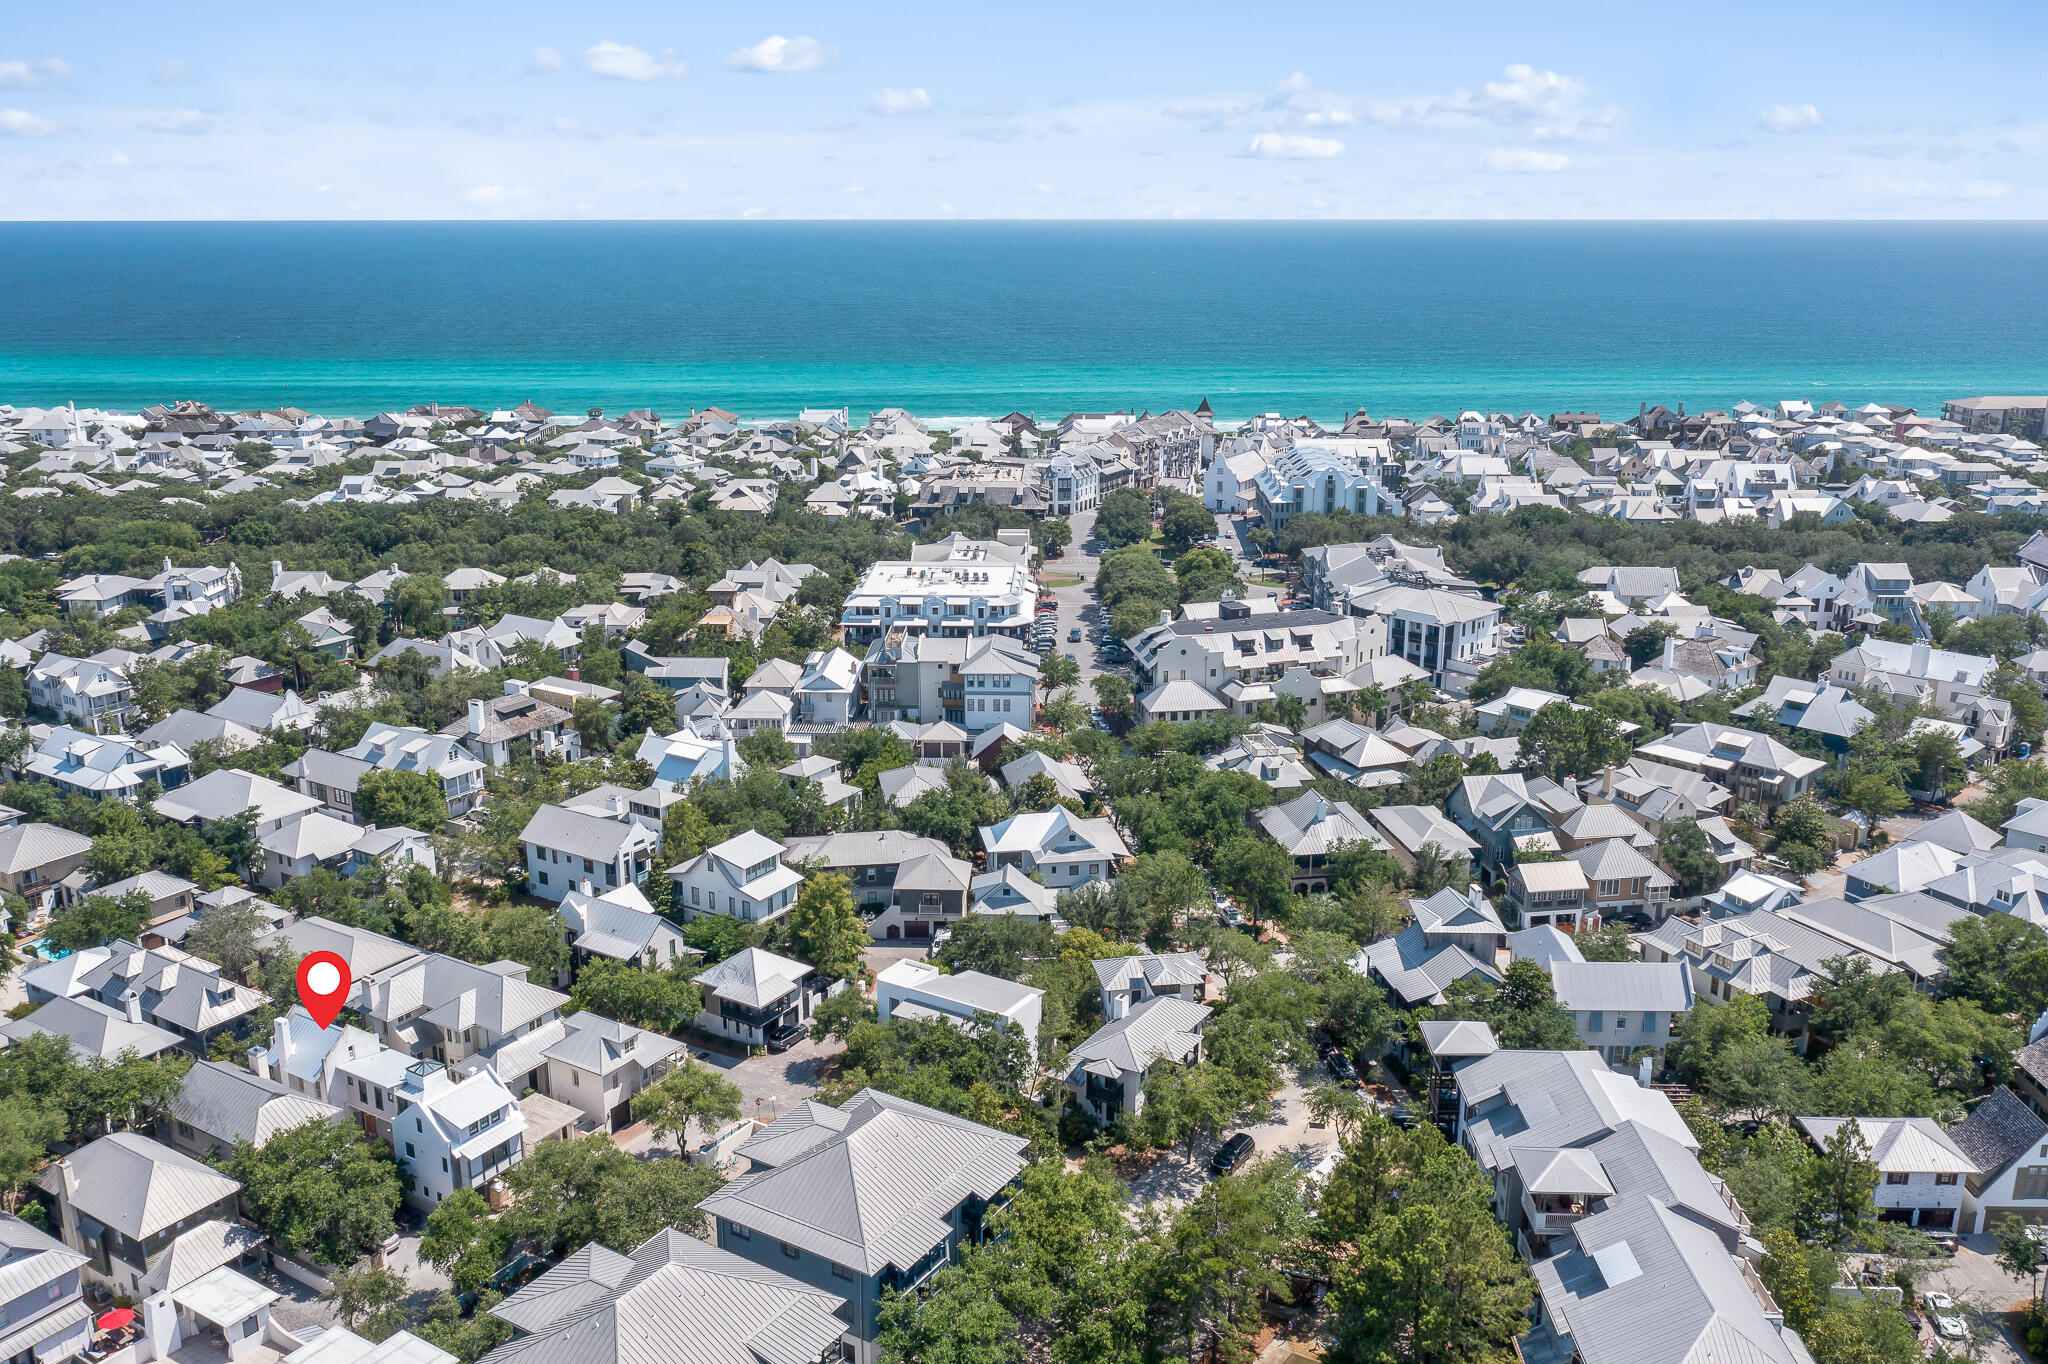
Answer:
[1045, 505, 1111, 695]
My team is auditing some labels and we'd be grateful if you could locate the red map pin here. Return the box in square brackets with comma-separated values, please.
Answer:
[296, 951, 351, 1029]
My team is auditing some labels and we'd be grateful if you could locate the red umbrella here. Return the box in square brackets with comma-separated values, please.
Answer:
[96, 1310, 136, 1331]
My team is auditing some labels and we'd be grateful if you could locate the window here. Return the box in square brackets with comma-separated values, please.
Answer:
[1613, 1015, 1629, 1031]
[831, 1262, 855, 1281]
[781, 1241, 801, 1260]
[2014, 1166, 2048, 1200]
[405, 1142, 415, 1158]
[1885, 1172, 1910, 1186]
[728, 1224, 752, 1241]
[1936, 1173, 1959, 1186]
[538, 871, 549, 886]
[691, 885, 701, 905]
[442, 1158, 450, 1172]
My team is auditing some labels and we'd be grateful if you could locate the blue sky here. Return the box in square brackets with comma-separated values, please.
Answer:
[4, 0, 2045, 219]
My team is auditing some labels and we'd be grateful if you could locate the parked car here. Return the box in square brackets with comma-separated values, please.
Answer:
[1218, 905, 1246, 930]
[1922, 1291, 1955, 1311]
[1935, 1314, 1968, 1341]
[1209, 1132, 1256, 1176]
[1069, 627, 1082, 642]
[1326, 1053, 1357, 1086]
[1387, 1105, 1419, 1130]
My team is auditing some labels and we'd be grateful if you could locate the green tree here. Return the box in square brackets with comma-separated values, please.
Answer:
[356, 768, 450, 829]
[1095, 489, 1154, 548]
[1040, 651, 1080, 689]
[0, 1102, 63, 1211]
[480, 901, 568, 980]
[1092, 673, 1133, 725]
[42, 890, 152, 953]
[1440, 959, 1583, 1051]
[1516, 702, 1631, 782]
[787, 872, 870, 982]
[321, 1261, 411, 1341]
[629, 1061, 744, 1154]
[618, 674, 676, 740]
[569, 959, 700, 1033]
[877, 1255, 1022, 1364]
[181, 894, 272, 980]
[1803, 1119, 1879, 1247]
[419, 1188, 511, 1295]
[227, 1118, 405, 1264]
[1658, 818, 1728, 898]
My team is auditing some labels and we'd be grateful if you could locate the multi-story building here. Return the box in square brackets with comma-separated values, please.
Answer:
[1126, 598, 1376, 693]
[667, 831, 806, 925]
[1341, 584, 1502, 695]
[1795, 1117, 1976, 1229]
[700, 1090, 1027, 1364]
[861, 630, 1040, 732]
[781, 830, 974, 941]
[1632, 723, 1825, 810]
[1248, 441, 1394, 528]
[439, 694, 579, 768]
[28, 653, 135, 733]
[519, 801, 661, 903]
[839, 551, 1034, 646]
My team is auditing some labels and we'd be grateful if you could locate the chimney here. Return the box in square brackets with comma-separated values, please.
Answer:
[55, 1157, 75, 1200]
[580, 877, 594, 895]
[567, 665, 580, 682]
[1601, 765, 1615, 797]
[271, 560, 283, 581]
[468, 698, 486, 734]
[125, 995, 142, 1024]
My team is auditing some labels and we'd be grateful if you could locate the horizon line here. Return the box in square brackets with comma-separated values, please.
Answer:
[4, 217, 2048, 227]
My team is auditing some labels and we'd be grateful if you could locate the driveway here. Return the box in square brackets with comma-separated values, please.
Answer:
[1915, 1237, 2030, 1363]
[693, 1031, 841, 1127]
[1124, 1068, 1344, 1207]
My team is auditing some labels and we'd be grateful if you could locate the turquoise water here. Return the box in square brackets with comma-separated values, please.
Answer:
[2, 222, 2046, 421]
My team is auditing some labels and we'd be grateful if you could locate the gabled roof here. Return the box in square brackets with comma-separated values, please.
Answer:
[169, 1059, 341, 1146]
[1066, 995, 1210, 1078]
[702, 1089, 1027, 1277]
[1794, 1116, 1979, 1174]
[481, 1227, 847, 1364]
[39, 1131, 241, 1239]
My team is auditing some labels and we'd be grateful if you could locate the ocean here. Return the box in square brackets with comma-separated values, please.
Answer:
[1, 221, 2045, 422]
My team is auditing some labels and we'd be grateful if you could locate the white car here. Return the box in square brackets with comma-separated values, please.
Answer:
[1935, 1314, 1968, 1341]
[1922, 1291, 1954, 1311]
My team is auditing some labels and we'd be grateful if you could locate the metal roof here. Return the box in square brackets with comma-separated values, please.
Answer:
[704, 1089, 1027, 1277]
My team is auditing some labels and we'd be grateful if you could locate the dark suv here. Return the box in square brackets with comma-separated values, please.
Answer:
[1209, 1132, 1256, 1176]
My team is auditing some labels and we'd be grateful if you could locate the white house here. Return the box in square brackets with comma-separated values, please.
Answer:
[875, 959, 1043, 1063]
[979, 807, 1131, 889]
[1795, 1115, 1978, 1230]
[668, 831, 806, 924]
[519, 802, 661, 903]
[1063, 996, 1211, 1126]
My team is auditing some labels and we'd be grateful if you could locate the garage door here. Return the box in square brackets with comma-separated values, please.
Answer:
[1980, 1207, 2048, 1236]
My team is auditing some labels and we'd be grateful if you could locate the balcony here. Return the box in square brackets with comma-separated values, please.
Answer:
[1521, 1189, 1593, 1234]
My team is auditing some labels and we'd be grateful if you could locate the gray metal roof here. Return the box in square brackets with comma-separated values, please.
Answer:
[0, 1212, 87, 1308]
[169, 1060, 341, 1147]
[39, 1131, 241, 1239]
[0, 994, 181, 1060]
[1533, 1194, 1808, 1364]
[1548, 961, 1692, 1014]
[703, 1089, 1027, 1276]
[691, 948, 811, 1010]
[1065, 995, 1210, 1078]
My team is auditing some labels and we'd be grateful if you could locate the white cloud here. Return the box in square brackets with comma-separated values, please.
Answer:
[0, 58, 69, 89]
[141, 109, 213, 135]
[1758, 103, 1823, 133]
[1484, 147, 1572, 172]
[0, 108, 57, 136]
[1170, 73, 1357, 135]
[1276, 71, 1313, 94]
[1246, 132, 1344, 159]
[1370, 64, 1614, 140]
[725, 35, 836, 73]
[583, 42, 684, 82]
[151, 58, 196, 85]
[526, 47, 562, 75]
[868, 87, 932, 116]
